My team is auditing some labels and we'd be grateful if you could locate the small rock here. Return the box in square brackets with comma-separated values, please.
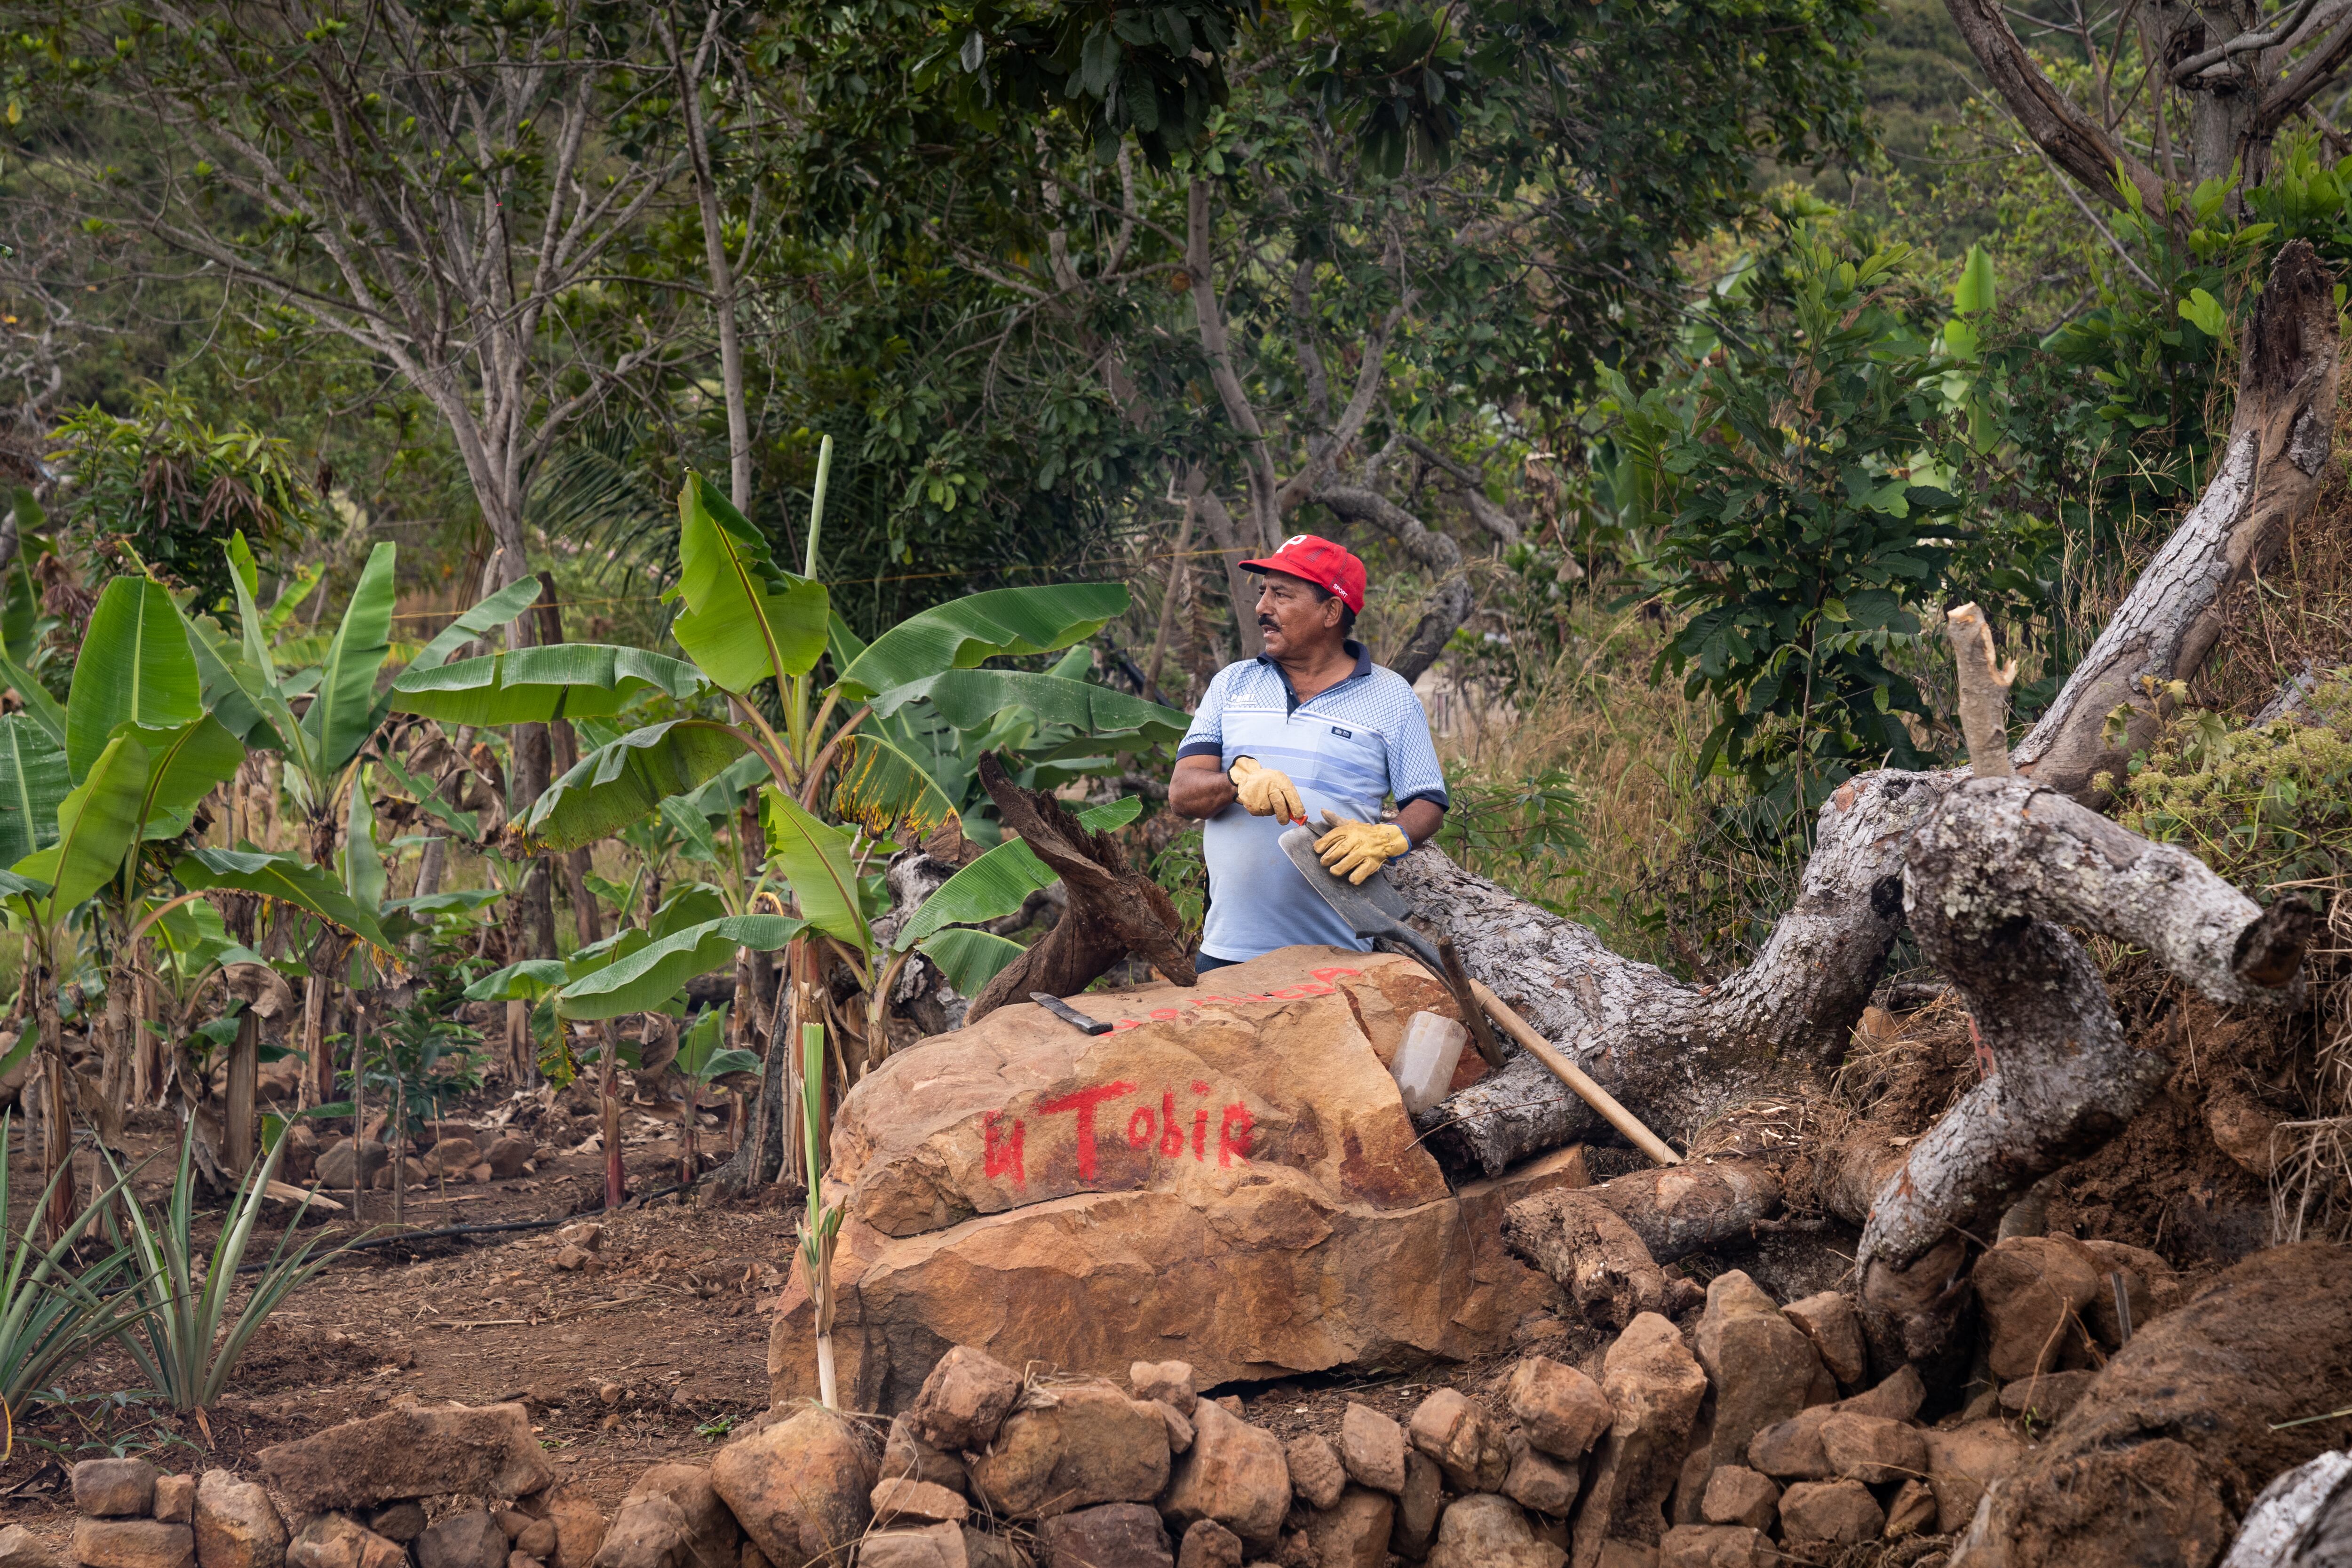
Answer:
[286, 1517, 403, 1568]
[1506, 1355, 1613, 1462]
[883, 1416, 971, 1496]
[1175, 1519, 1242, 1568]
[1037, 1504, 1172, 1568]
[1131, 1361, 1198, 1416]
[872, 1479, 969, 1528]
[1972, 1235, 2100, 1380]
[1688, 1272, 1820, 1483]
[1162, 1396, 1290, 1545]
[493, 1512, 532, 1544]
[967, 1380, 1172, 1521]
[596, 1465, 737, 1568]
[74, 1458, 160, 1518]
[1922, 1420, 2028, 1534]
[1285, 1434, 1345, 1511]
[1777, 1479, 1884, 1545]
[371, 1155, 429, 1190]
[366, 1507, 425, 1546]
[424, 1138, 481, 1178]
[153, 1477, 195, 1526]
[1391, 1451, 1443, 1561]
[1657, 1525, 1767, 1568]
[534, 1490, 606, 1568]
[485, 1134, 537, 1178]
[508, 1556, 542, 1568]
[959, 1530, 1027, 1568]
[1745, 1365, 1925, 1480]
[858, 1523, 967, 1568]
[552, 1247, 596, 1272]
[193, 1471, 288, 1568]
[709, 1405, 874, 1568]
[1428, 1495, 1564, 1568]
[912, 1346, 1026, 1452]
[418, 1513, 508, 1568]
[1998, 1369, 2099, 1425]
[1697, 1467, 1777, 1530]
[1339, 1402, 1407, 1496]
[75, 1522, 193, 1568]
[1818, 1412, 1928, 1485]
[0, 1525, 66, 1568]
[1304, 1489, 1392, 1568]
[1883, 1477, 1937, 1539]
[1406, 1388, 1510, 1493]
[1780, 1292, 1866, 1387]
[316, 1139, 388, 1190]
[1157, 1401, 1195, 1455]
[557, 1222, 605, 1251]
[512, 1525, 557, 1561]
[1502, 1433, 1580, 1516]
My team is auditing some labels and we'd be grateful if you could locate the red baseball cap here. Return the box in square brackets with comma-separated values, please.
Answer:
[1240, 533, 1367, 613]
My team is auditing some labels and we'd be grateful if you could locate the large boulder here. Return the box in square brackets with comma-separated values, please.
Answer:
[1953, 1243, 2352, 1568]
[769, 952, 1588, 1408]
[1161, 1396, 1290, 1545]
[257, 1404, 553, 1514]
[1971, 1236, 2100, 1381]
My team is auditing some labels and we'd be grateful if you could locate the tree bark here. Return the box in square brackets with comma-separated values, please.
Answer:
[659, 3, 754, 514]
[1856, 776, 2309, 1355]
[964, 753, 1197, 1021]
[2012, 241, 2342, 799]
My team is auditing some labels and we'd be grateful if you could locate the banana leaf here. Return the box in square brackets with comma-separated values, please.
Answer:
[829, 583, 1130, 702]
[650, 883, 728, 937]
[556, 914, 804, 1020]
[462, 959, 570, 1003]
[0, 712, 68, 868]
[376, 752, 479, 841]
[180, 612, 281, 750]
[759, 788, 867, 948]
[405, 575, 549, 675]
[668, 474, 828, 693]
[677, 1005, 760, 1082]
[0, 643, 63, 747]
[129, 716, 246, 841]
[656, 796, 723, 865]
[299, 541, 397, 775]
[384, 887, 506, 917]
[867, 669, 1188, 749]
[390, 644, 708, 726]
[66, 578, 204, 784]
[830, 730, 963, 843]
[522, 720, 749, 852]
[344, 766, 386, 913]
[172, 846, 391, 952]
[15, 733, 149, 917]
[916, 927, 1027, 994]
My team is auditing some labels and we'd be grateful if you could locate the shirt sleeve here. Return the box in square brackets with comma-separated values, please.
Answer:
[1176, 667, 1229, 762]
[1385, 678, 1449, 809]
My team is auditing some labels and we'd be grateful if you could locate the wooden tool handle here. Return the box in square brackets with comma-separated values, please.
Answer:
[1438, 935, 1506, 1070]
[1467, 979, 1682, 1167]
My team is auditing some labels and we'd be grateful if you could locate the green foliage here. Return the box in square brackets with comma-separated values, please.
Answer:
[1647, 228, 1972, 823]
[1431, 764, 1587, 899]
[0, 1123, 150, 1417]
[110, 1131, 348, 1413]
[2115, 684, 2352, 890]
[48, 389, 315, 614]
[359, 1000, 485, 1147]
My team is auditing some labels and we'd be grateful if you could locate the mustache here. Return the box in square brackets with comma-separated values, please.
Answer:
[1257, 616, 1278, 629]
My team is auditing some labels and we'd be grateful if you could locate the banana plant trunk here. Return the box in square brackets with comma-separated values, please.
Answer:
[224, 1010, 259, 1173]
[31, 953, 72, 1241]
[598, 1020, 625, 1210]
[95, 943, 134, 1152]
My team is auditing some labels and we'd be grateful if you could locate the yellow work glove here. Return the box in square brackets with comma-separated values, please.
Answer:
[1314, 810, 1410, 884]
[1229, 756, 1305, 822]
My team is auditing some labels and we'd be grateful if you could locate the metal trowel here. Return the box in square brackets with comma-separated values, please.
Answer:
[1276, 823, 1446, 977]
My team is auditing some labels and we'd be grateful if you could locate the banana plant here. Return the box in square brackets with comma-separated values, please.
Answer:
[432, 459, 1180, 1052]
[673, 1002, 760, 1180]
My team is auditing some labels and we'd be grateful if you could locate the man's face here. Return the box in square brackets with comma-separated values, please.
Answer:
[1255, 571, 1343, 660]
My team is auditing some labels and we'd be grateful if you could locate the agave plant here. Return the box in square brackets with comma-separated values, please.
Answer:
[0, 1121, 151, 1425]
[108, 1128, 351, 1413]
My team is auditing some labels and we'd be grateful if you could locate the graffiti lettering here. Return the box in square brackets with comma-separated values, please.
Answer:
[1218, 1104, 1254, 1166]
[1092, 968, 1363, 1032]
[984, 1110, 1025, 1187]
[1035, 1081, 1136, 1181]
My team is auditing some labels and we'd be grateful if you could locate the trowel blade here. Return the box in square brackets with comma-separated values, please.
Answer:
[1278, 824, 1440, 974]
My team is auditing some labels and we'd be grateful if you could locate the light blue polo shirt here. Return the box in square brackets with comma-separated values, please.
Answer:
[1177, 641, 1449, 962]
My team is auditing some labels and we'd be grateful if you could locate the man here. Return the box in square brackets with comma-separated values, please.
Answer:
[1168, 534, 1448, 971]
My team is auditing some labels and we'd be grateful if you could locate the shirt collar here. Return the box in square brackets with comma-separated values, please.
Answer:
[1256, 639, 1371, 680]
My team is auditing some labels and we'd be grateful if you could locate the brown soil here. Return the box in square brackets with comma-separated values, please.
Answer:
[0, 1095, 797, 1553]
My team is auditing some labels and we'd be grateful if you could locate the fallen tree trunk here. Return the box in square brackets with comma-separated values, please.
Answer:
[2010, 239, 2342, 800]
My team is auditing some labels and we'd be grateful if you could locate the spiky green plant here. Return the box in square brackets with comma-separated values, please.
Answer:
[0, 1121, 150, 1427]
[110, 1130, 352, 1411]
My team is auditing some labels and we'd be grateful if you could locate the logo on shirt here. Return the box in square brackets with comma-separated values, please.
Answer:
[1330, 725, 1353, 738]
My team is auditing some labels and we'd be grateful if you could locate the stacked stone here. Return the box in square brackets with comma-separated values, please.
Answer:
[19, 1458, 287, 1568]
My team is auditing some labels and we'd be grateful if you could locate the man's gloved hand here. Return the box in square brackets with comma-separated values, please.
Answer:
[1314, 810, 1410, 884]
[1228, 756, 1305, 822]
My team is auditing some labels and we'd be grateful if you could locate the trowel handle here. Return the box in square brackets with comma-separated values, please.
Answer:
[1466, 979, 1683, 1168]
